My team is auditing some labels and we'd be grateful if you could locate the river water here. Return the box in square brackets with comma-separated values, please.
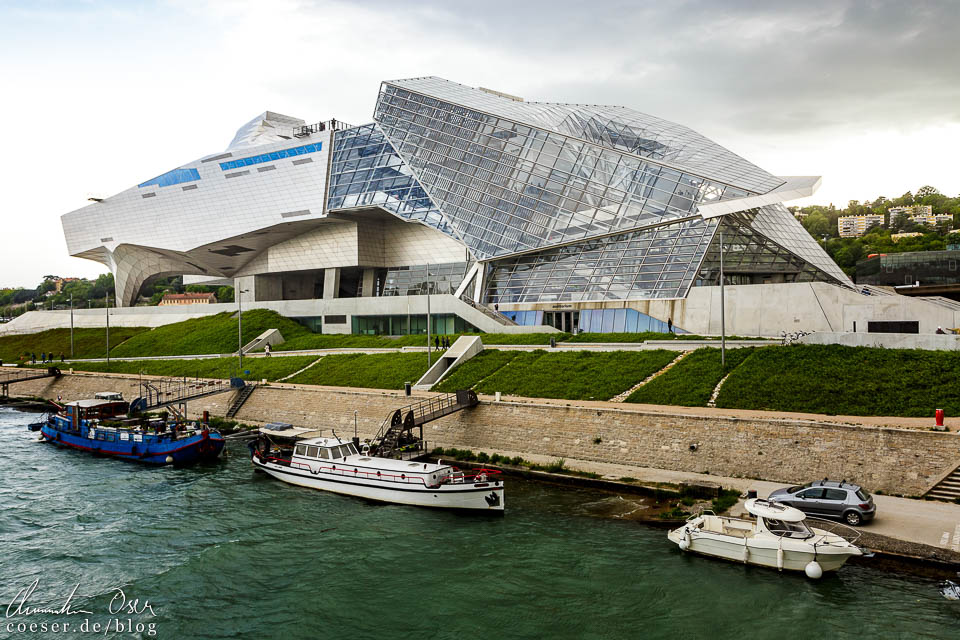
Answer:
[1, 406, 958, 639]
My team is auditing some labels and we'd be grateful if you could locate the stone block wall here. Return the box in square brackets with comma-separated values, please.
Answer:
[12, 374, 960, 495]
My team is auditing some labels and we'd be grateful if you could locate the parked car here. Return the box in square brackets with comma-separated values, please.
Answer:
[767, 479, 876, 526]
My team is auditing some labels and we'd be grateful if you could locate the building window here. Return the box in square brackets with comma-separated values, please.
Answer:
[219, 143, 322, 171]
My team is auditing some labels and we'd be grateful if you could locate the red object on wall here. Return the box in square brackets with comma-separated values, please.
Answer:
[936, 408, 944, 426]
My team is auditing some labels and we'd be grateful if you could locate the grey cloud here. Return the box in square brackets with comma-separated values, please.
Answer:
[338, 0, 960, 135]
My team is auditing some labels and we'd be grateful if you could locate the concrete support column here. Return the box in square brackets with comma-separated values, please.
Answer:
[323, 268, 340, 300]
[361, 269, 376, 298]
[234, 276, 257, 302]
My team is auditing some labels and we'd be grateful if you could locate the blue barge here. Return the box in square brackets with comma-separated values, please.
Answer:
[39, 393, 225, 465]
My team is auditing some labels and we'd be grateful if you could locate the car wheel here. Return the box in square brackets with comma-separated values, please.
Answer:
[844, 511, 863, 527]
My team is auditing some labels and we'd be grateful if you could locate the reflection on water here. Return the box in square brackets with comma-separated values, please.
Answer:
[1, 407, 958, 639]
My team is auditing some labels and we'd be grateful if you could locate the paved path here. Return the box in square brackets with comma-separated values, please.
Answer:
[476, 393, 960, 431]
[458, 446, 960, 552]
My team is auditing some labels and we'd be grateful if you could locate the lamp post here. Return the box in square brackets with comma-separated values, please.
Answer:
[237, 287, 249, 370]
[719, 231, 726, 368]
[105, 293, 110, 366]
[426, 265, 432, 369]
[69, 294, 74, 359]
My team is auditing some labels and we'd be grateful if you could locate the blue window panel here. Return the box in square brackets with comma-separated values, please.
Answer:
[138, 167, 200, 188]
[613, 309, 627, 332]
[219, 143, 322, 171]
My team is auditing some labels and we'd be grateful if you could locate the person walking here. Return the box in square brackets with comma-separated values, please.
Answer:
[30, 352, 36, 364]
[60, 352, 65, 362]
[264, 343, 272, 357]
[41, 352, 46, 363]
[667, 317, 673, 334]
[434, 335, 440, 350]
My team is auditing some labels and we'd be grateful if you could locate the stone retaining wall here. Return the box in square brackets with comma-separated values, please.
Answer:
[12, 373, 960, 495]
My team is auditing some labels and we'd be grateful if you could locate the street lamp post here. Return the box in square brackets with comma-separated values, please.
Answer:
[69, 294, 74, 359]
[237, 287, 249, 370]
[719, 231, 726, 368]
[426, 265, 432, 369]
[106, 293, 110, 366]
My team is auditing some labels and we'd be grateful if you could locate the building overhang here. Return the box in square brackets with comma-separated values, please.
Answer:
[696, 176, 821, 219]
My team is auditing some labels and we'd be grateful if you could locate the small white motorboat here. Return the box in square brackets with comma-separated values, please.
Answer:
[668, 498, 863, 578]
[249, 429, 504, 512]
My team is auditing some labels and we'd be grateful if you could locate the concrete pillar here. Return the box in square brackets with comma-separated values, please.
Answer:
[234, 276, 257, 302]
[323, 268, 340, 300]
[361, 269, 376, 298]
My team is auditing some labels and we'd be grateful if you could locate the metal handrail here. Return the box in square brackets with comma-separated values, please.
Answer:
[805, 517, 863, 546]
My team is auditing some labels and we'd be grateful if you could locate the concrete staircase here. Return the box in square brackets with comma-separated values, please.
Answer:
[926, 465, 960, 502]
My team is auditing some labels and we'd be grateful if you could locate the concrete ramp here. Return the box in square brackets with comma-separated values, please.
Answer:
[414, 336, 483, 390]
[242, 329, 284, 354]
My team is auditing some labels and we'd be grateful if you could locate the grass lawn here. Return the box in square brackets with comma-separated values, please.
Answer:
[109, 310, 314, 357]
[715, 344, 960, 417]
[61, 355, 319, 382]
[473, 349, 677, 400]
[273, 332, 569, 351]
[285, 353, 431, 390]
[434, 350, 521, 392]
[626, 347, 755, 407]
[0, 327, 148, 362]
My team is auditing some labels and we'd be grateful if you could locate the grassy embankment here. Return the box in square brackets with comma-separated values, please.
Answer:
[436, 349, 677, 400]
[52, 355, 320, 382]
[0, 327, 149, 362]
[626, 347, 755, 406]
[285, 353, 431, 390]
[274, 331, 571, 351]
[109, 310, 313, 357]
[715, 344, 960, 417]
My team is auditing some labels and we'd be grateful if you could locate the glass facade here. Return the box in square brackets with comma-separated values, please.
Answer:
[327, 124, 457, 241]
[219, 143, 322, 171]
[485, 217, 716, 303]
[381, 262, 470, 296]
[374, 83, 738, 260]
[856, 251, 960, 287]
[695, 211, 839, 286]
[578, 308, 681, 333]
[138, 168, 200, 189]
[352, 314, 479, 335]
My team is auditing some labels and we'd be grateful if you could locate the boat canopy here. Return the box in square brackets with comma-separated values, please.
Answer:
[260, 425, 315, 438]
[745, 498, 806, 522]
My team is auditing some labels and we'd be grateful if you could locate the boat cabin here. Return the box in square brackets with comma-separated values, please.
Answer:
[293, 438, 359, 461]
[695, 499, 815, 540]
[62, 398, 129, 428]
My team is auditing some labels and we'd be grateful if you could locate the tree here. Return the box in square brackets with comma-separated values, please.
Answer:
[916, 185, 941, 199]
[217, 286, 235, 303]
[802, 211, 831, 238]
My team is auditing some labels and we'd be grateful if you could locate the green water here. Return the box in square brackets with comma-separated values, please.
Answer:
[1, 407, 958, 639]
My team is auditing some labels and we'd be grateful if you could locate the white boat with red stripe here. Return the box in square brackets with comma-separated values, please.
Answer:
[249, 434, 504, 512]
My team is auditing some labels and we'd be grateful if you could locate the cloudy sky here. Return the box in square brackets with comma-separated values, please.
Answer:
[1, 0, 958, 286]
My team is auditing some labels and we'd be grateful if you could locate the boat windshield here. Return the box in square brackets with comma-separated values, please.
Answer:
[764, 518, 814, 539]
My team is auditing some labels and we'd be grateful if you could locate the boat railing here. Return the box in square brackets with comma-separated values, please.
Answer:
[259, 455, 502, 488]
[805, 517, 863, 546]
